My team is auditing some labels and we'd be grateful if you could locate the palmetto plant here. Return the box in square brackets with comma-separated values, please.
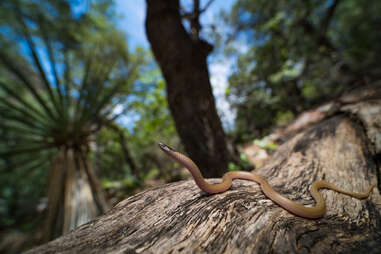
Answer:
[0, 1, 137, 242]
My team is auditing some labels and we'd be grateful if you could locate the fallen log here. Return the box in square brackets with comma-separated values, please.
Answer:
[26, 84, 381, 254]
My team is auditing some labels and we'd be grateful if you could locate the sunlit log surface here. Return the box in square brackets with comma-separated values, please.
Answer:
[26, 84, 381, 254]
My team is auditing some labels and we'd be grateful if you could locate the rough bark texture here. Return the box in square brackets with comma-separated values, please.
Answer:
[25, 84, 381, 253]
[145, 0, 234, 177]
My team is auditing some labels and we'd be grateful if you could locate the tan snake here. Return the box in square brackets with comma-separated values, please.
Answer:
[158, 142, 375, 219]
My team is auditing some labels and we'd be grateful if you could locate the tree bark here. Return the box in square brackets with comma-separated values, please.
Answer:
[42, 148, 110, 243]
[25, 83, 381, 253]
[145, 0, 234, 177]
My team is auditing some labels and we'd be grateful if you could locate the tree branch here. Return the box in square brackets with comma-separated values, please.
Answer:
[320, 0, 341, 35]
[105, 123, 139, 176]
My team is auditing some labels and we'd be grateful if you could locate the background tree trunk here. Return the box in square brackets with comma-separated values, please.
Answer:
[145, 0, 234, 177]
[43, 148, 110, 243]
[25, 83, 381, 253]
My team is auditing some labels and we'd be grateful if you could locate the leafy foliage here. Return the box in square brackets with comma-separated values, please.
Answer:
[223, 0, 381, 141]
[127, 51, 180, 178]
[71, 48, 182, 203]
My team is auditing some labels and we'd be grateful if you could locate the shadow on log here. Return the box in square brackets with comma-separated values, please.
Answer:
[26, 84, 381, 253]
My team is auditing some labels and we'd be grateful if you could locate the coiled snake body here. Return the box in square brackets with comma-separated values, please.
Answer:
[158, 142, 375, 219]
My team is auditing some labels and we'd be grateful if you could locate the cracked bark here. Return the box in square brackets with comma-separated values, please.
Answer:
[26, 84, 381, 253]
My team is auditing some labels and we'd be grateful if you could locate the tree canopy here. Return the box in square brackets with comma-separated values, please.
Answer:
[223, 0, 381, 140]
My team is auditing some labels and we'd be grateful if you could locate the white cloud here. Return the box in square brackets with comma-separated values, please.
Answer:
[209, 58, 236, 130]
[113, 104, 124, 115]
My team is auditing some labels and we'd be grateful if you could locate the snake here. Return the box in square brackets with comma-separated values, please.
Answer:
[158, 142, 375, 219]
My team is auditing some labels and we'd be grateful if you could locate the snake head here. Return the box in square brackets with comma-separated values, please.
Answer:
[158, 142, 176, 152]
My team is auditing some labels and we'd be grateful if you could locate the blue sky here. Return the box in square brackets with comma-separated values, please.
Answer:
[114, 0, 148, 49]
[114, 0, 238, 129]
[114, 0, 236, 49]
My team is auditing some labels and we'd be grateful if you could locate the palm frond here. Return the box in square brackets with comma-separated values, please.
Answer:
[0, 107, 50, 133]
[16, 8, 63, 120]
[4, 136, 54, 148]
[15, 157, 49, 175]
[74, 58, 93, 122]
[0, 98, 40, 123]
[81, 64, 136, 124]
[0, 122, 47, 138]
[39, 19, 63, 101]
[63, 52, 72, 113]
[0, 51, 57, 122]
[0, 81, 50, 123]
[0, 144, 55, 157]
[40, 24, 67, 121]
[0, 152, 51, 172]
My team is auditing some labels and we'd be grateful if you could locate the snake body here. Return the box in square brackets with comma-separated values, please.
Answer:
[158, 142, 375, 219]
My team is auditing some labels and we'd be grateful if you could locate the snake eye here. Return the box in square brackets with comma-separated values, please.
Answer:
[158, 142, 175, 152]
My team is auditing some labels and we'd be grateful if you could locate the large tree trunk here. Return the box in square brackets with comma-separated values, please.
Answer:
[145, 0, 234, 177]
[43, 148, 110, 243]
[25, 83, 381, 253]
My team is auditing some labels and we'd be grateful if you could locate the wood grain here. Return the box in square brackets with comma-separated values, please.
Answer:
[26, 84, 381, 253]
